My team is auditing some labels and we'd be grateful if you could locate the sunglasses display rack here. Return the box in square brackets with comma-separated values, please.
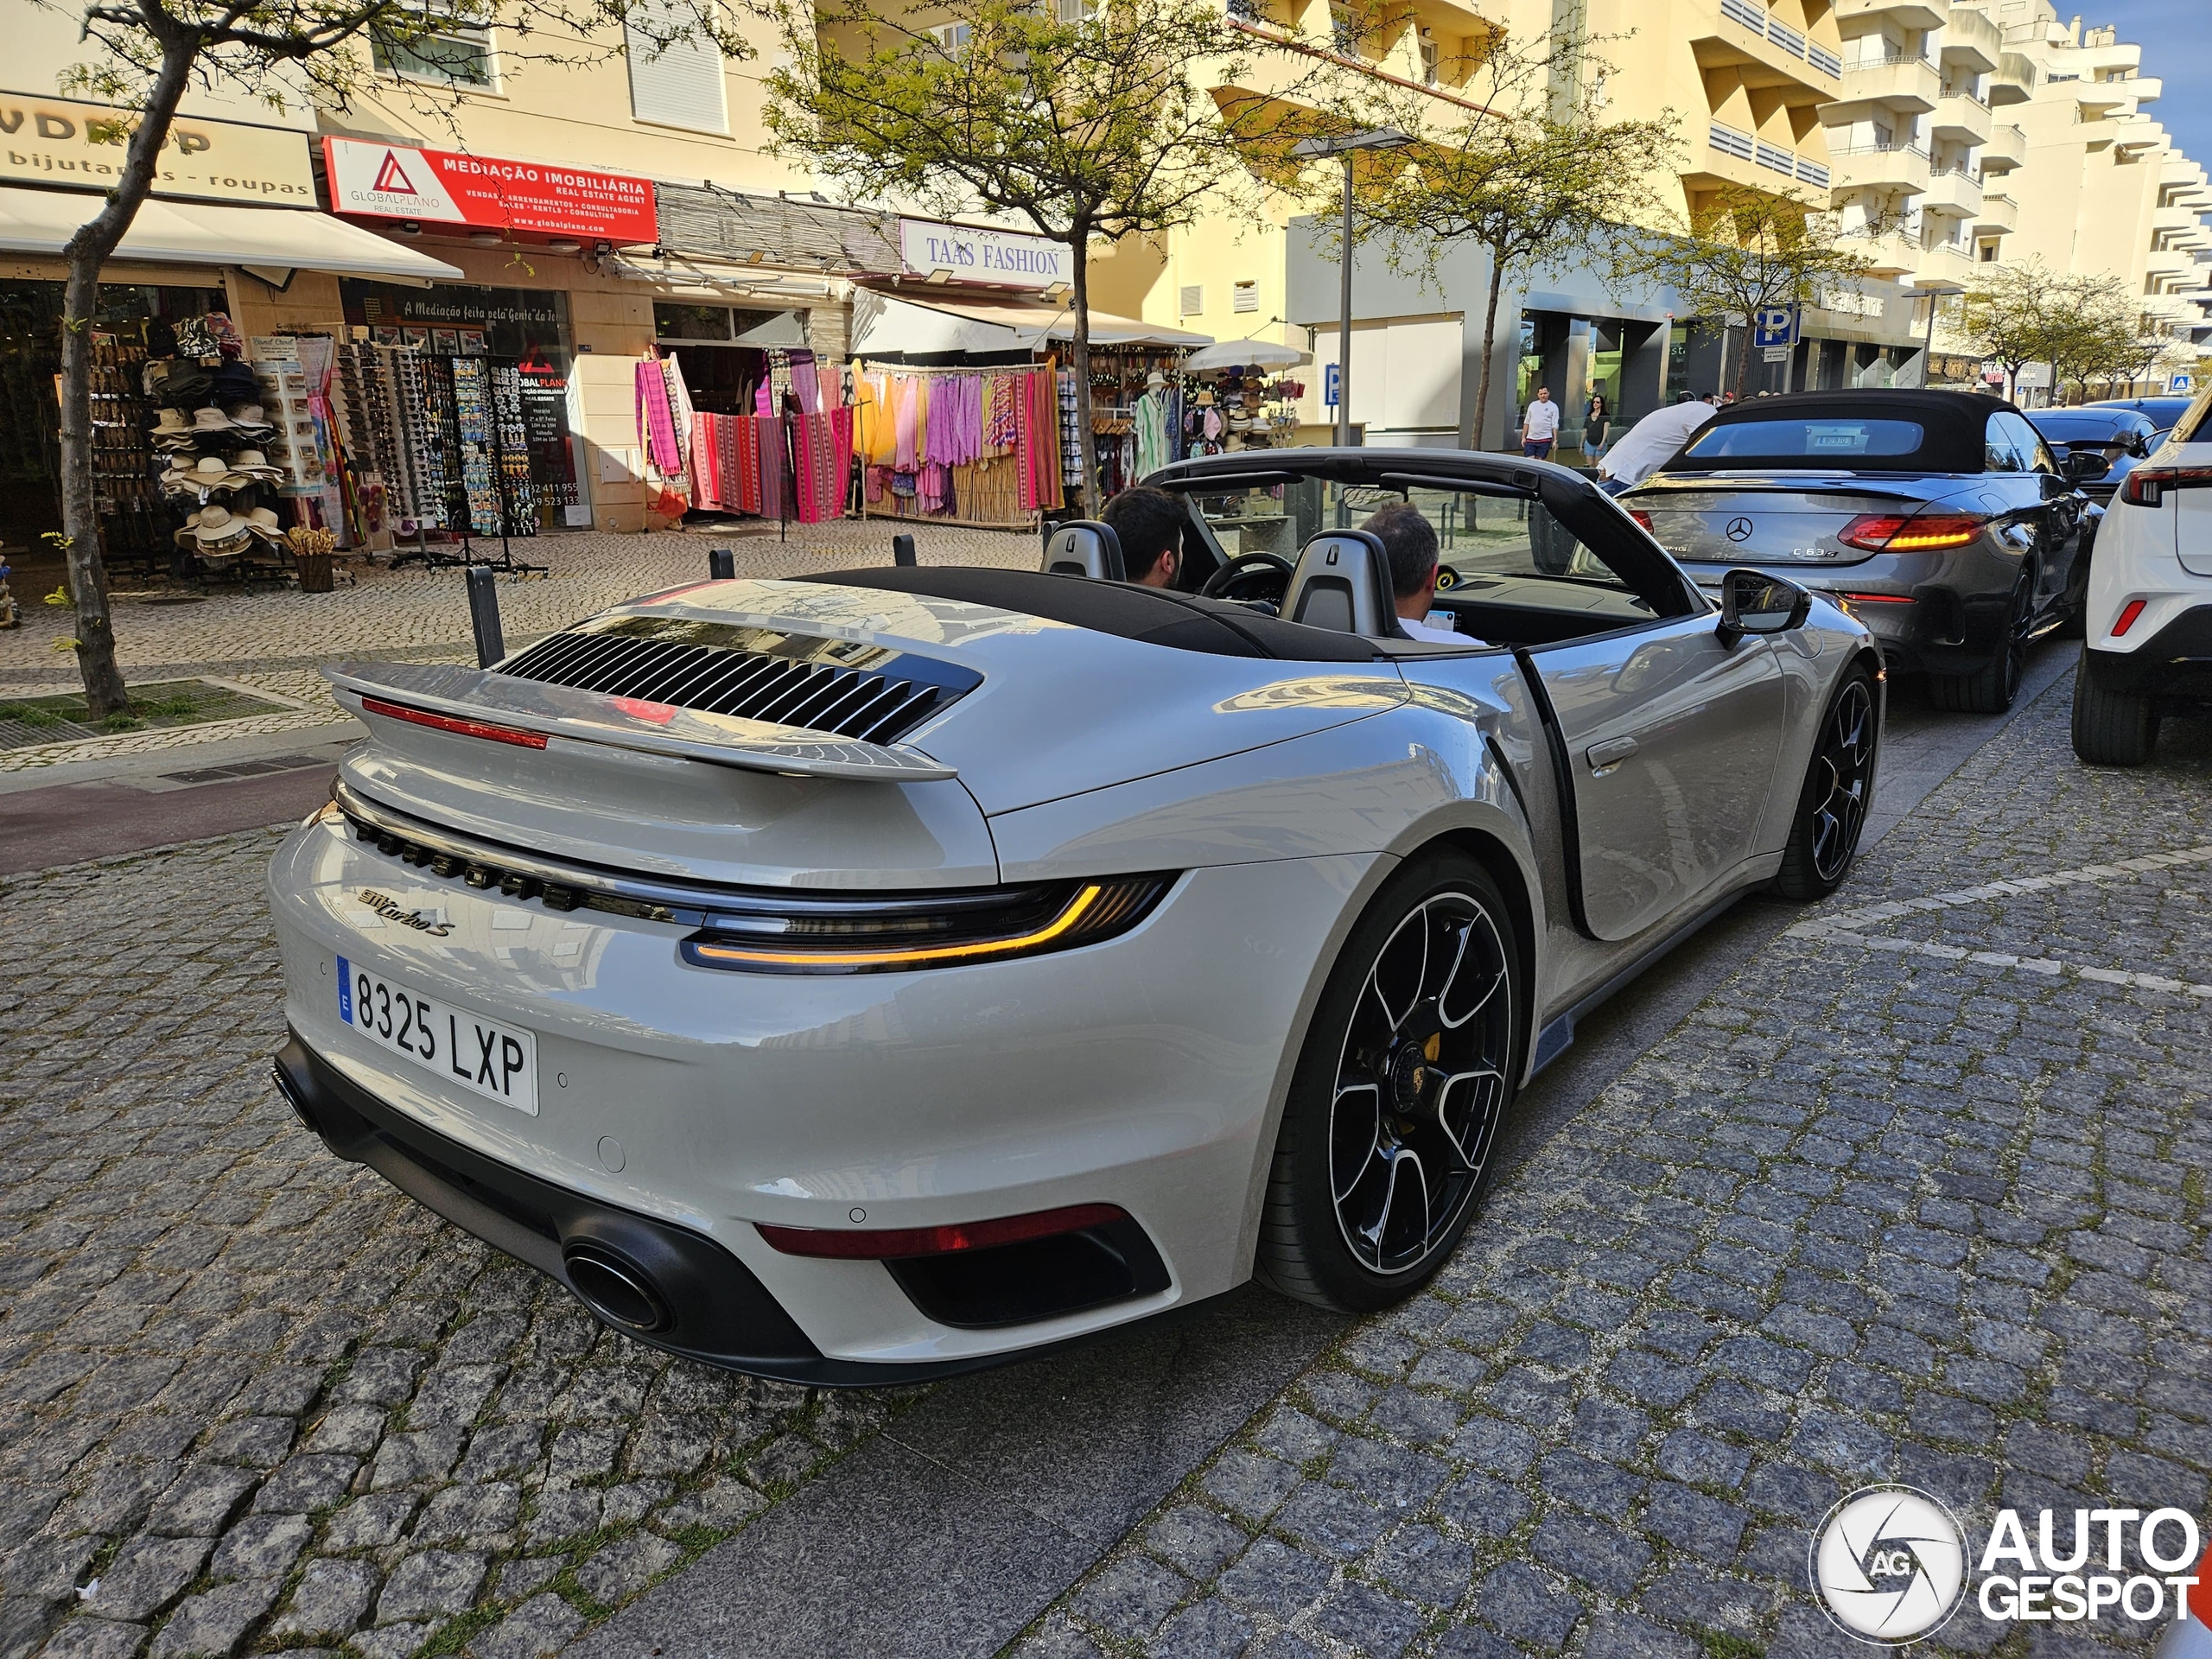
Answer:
[82, 334, 165, 573]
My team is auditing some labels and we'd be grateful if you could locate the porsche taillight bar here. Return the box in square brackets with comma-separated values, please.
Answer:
[2121, 466, 2212, 507]
[755, 1203, 1130, 1259]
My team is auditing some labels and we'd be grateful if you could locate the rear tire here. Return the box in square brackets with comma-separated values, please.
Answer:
[2071, 650, 2158, 766]
[1775, 667, 1879, 901]
[1929, 568, 2033, 715]
[1255, 853, 1523, 1313]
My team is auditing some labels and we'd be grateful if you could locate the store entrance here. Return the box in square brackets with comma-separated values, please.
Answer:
[0, 281, 226, 591]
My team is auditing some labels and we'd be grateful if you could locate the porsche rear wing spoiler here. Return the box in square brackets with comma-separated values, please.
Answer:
[327, 663, 958, 784]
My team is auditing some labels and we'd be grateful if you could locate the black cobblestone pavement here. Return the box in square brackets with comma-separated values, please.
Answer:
[0, 670, 2205, 1659]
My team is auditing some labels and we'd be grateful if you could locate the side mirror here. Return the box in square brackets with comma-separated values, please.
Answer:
[1719, 568, 1810, 637]
[2062, 449, 2110, 482]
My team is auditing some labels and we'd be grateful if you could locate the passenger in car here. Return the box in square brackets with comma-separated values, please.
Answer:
[1100, 486, 1186, 588]
[1362, 503, 1483, 645]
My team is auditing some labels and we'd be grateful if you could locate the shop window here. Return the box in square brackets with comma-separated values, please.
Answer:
[1179, 284, 1205, 315]
[626, 0, 728, 134]
[371, 10, 497, 88]
[1232, 282, 1258, 314]
[653, 302, 780, 343]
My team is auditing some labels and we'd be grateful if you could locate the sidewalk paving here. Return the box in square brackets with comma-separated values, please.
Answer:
[0, 523, 1035, 772]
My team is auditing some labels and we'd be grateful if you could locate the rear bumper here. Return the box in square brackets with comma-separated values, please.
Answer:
[2085, 605, 2212, 700]
[273, 1031, 1043, 1385]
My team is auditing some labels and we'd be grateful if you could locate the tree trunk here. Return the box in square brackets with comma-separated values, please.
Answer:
[1068, 227, 1096, 517]
[57, 37, 198, 718]
[1732, 319, 1751, 398]
[1471, 255, 1505, 453]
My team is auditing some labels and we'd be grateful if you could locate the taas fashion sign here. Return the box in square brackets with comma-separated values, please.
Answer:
[322, 137, 658, 245]
[898, 219, 1070, 288]
[0, 92, 314, 205]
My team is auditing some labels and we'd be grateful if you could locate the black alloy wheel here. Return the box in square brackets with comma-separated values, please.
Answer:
[1930, 568, 2034, 715]
[1777, 668, 1879, 900]
[1258, 855, 1522, 1312]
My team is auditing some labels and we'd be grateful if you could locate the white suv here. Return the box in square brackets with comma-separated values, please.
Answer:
[2073, 387, 2212, 765]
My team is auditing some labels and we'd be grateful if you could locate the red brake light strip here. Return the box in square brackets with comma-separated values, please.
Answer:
[755, 1202, 1129, 1260]
[359, 695, 549, 750]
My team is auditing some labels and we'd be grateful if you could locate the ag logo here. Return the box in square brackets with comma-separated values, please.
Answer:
[1810, 1484, 1969, 1644]
[1726, 516, 1755, 543]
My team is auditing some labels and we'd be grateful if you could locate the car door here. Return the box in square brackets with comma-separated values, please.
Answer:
[1993, 410, 2083, 614]
[1517, 507, 1785, 943]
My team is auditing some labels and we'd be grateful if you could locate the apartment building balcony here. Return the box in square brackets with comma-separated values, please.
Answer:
[1989, 50, 2036, 105]
[1920, 239, 1977, 281]
[1974, 191, 2018, 234]
[1833, 0, 1946, 29]
[1938, 6, 1999, 73]
[1691, 0, 1842, 106]
[1700, 120, 1834, 194]
[1838, 53, 1940, 115]
[1847, 227, 1922, 277]
[1929, 90, 1992, 143]
[1921, 165, 1983, 218]
[1829, 140, 1931, 193]
[1980, 121, 2025, 172]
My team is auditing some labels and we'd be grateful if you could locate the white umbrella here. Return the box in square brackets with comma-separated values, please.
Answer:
[1184, 337, 1311, 372]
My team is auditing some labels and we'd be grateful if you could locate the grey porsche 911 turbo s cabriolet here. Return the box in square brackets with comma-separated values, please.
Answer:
[268, 448, 1881, 1383]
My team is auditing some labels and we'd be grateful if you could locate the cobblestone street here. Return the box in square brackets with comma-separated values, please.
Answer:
[0, 671, 2205, 1659]
[1018, 680, 2212, 1659]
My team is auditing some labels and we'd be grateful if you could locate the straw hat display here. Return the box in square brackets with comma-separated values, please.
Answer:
[226, 403, 276, 436]
[245, 506, 288, 546]
[149, 408, 195, 446]
[188, 505, 254, 559]
[229, 449, 286, 482]
[188, 406, 237, 435]
[161, 454, 251, 498]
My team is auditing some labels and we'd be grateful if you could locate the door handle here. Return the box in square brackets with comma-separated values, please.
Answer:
[1586, 737, 1638, 775]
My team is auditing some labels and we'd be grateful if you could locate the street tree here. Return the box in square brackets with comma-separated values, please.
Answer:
[1351, 29, 1679, 446]
[35, 0, 747, 717]
[1630, 181, 1872, 398]
[763, 0, 1306, 512]
[1957, 257, 2070, 401]
[2043, 272, 2138, 403]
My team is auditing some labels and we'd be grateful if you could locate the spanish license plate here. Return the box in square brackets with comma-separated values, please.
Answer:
[337, 955, 539, 1115]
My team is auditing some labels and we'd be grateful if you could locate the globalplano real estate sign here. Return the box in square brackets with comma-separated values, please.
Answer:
[899, 219, 1069, 288]
[322, 137, 657, 245]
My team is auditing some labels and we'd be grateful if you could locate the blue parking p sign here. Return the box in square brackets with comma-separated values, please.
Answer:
[1753, 304, 1800, 348]
[1323, 363, 1340, 408]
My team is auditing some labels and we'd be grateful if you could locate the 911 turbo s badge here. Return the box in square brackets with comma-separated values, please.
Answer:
[354, 889, 454, 937]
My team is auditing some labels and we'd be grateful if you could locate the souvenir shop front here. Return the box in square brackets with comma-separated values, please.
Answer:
[848, 288, 1212, 526]
[0, 102, 462, 585]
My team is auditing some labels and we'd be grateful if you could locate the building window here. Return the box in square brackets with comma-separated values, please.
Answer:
[371, 10, 496, 88]
[1418, 29, 1439, 84]
[626, 0, 728, 133]
[929, 21, 973, 50]
[1329, 3, 1363, 55]
[1056, 0, 1098, 19]
[1980, 240, 1999, 261]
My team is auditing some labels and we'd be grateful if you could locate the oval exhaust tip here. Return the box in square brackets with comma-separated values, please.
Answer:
[562, 1242, 672, 1334]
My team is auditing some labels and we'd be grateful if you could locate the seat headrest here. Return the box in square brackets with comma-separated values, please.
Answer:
[1041, 520, 1126, 582]
[1283, 530, 1401, 637]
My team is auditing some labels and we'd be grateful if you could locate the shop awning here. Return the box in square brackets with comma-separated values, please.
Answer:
[0, 188, 464, 285]
[852, 290, 1213, 355]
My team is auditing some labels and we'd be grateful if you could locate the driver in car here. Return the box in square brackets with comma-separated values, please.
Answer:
[1100, 486, 1185, 588]
[1363, 503, 1473, 644]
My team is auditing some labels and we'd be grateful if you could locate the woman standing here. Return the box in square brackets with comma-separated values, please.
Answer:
[1584, 391, 1610, 460]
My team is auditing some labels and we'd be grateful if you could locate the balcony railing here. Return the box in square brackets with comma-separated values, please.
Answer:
[1716, 0, 1840, 79]
[1757, 139, 1796, 175]
[1709, 121, 1834, 189]
[1709, 120, 1756, 161]
[1796, 156, 1832, 187]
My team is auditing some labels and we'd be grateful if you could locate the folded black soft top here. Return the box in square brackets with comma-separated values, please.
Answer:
[799, 564, 1383, 662]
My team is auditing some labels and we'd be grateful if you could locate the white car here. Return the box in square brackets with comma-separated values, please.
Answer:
[267, 449, 1881, 1382]
[2073, 388, 2212, 764]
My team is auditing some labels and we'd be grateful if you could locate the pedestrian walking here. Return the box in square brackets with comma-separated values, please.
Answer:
[1584, 391, 1610, 458]
[1521, 386, 1560, 460]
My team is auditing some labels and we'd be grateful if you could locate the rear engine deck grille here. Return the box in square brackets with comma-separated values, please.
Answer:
[495, 620, 980, 746]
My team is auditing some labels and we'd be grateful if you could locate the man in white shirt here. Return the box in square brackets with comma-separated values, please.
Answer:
[1362, 503, 1478, 644]
[1521, 386, 1561, 459]
[1597, 393, 1717, 494]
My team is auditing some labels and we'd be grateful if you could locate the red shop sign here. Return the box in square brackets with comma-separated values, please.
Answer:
[323, 136, 658, 245]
